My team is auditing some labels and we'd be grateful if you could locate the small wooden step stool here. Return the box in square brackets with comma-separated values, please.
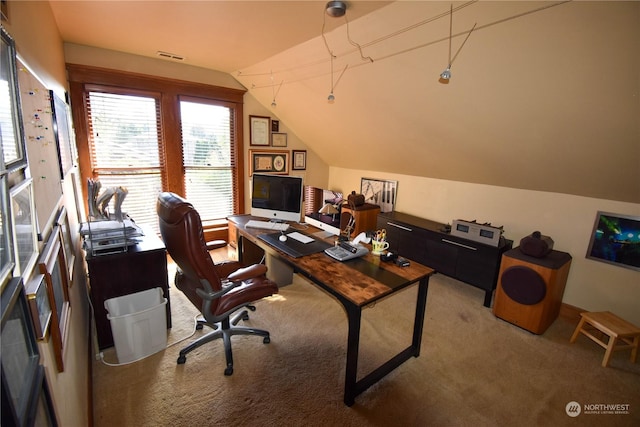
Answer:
[570, 311, 640, 367]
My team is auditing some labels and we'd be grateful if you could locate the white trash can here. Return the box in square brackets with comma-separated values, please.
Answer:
[105, 287, 168, 363]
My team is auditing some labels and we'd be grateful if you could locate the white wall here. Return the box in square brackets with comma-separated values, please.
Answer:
[330, 167, 640, 325]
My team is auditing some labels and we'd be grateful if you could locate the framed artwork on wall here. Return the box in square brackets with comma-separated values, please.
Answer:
[39, 226, 71, 372]
[25, 274, 52, 340]
[271, 132, 287, 147]
[360, 178, 398, 213]
[9, 178, 38, 281]
[292, 150, 307, 171]
[249, 115, 270, 146]
[0, 173, 15, 287]
[249, 150, 289, 175]
[50, 90, 75, 179]
[56, 206, 75, 285]
[585, 211, 640, 272]
[0, 27, 27, 171]
[1, 277, 41, 427]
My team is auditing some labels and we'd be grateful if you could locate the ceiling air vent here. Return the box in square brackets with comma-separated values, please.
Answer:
[156, 51, 185, 61]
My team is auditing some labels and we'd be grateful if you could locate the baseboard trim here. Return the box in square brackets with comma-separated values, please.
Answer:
[559, 302, 584, 323]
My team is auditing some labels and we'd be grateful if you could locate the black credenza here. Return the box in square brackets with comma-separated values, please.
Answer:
[377, 212, 513, 307]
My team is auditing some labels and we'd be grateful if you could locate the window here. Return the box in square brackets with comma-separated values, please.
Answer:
[86, 90, 163, 231]
[180, 99, 236, 223]
[67, 65, 246, 239]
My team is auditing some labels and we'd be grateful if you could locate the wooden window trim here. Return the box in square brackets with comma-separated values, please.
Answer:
[67, 63, 246, 218]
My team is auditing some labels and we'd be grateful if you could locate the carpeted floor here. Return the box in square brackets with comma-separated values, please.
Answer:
[93, 266, 640, 426]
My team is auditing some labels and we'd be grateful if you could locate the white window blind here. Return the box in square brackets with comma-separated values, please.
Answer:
[180, 100, 236, 222]
[87, 91, 163, 232]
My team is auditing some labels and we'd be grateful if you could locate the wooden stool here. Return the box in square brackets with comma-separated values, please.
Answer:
[570, 311, 640, 367]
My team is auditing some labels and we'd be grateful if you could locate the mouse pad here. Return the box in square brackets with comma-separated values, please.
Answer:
[259, 232, 332, 258]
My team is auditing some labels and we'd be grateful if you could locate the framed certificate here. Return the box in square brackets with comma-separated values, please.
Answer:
[249, 150, 289, 175]
[249, 115, 270, 146]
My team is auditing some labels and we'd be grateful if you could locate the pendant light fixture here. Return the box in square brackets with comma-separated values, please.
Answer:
[440, 4, 477, 83]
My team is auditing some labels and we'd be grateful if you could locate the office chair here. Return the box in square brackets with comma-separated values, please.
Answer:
[156, 192, 278, 375]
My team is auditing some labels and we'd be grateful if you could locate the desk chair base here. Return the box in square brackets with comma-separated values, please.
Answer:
[178, 307, 270, 376]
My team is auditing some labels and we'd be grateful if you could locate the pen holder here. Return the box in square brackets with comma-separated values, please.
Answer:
[371, 240, 389, 255]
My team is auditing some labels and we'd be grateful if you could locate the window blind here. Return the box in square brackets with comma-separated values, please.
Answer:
[86, 91, 163, 232]
[180, 100, 237, 222]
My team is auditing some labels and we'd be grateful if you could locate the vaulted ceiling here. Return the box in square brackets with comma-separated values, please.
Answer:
[49, 1, 639, 203]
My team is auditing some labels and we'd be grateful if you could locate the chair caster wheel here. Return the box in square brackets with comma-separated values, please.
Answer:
[247, 305, 256, 312]
[263, 336, 270, 344]
[241, 313, 249, 321]
[196, 324, 204, 330]
[177, 355, 186, 364]
[224, 366, 233, 376]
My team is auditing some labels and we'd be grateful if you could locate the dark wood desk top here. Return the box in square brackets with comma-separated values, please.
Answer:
[229, 215, 434, 307]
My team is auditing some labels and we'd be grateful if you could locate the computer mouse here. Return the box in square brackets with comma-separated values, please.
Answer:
[279, 234, 287, 242]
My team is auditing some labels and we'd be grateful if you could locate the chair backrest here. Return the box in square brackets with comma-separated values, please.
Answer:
[156, 192, 221, 312]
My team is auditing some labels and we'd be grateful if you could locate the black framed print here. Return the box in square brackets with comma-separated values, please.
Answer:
[249, 150, 289, 175]
[1, 277, 41, 427]
[292, 150, 307, 171]
[249, 115, 270, 146]
[50, 90, 74, 179]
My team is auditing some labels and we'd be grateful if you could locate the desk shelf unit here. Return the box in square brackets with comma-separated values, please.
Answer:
[377, 211, 513, 307]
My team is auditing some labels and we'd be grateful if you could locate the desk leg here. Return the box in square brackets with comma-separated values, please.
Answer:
[343, 276, 430, 406]
[412, 277, 429, 355]
[343, 304, 362, 407]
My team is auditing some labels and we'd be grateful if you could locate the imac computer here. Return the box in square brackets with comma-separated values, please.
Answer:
[303, 186, 343, 236]
[250, 173, 303, 223]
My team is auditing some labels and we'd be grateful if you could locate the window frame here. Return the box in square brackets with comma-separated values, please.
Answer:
[67, 64, 246, 240]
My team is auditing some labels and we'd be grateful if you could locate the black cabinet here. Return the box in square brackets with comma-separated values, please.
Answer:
[378, 212, 512, 307]
[85, 232, 171, 349]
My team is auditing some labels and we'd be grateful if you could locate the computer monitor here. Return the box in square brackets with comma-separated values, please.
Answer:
[250, 174, 303, 223]
[303, 186, 343, 236]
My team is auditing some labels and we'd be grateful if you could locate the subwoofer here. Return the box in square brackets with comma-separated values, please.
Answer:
[493, 247, 572, 334]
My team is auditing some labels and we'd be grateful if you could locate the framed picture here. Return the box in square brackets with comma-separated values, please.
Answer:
[25, 274, 51, 340]
[9, 178, 39, 281]
[271, 132, 287, 147]
[249, 149, 289, 175]
[360, 178, 398, 213]
[0, 173, 15, 287]
[1, 277, 41, 427]
[50, 90, 74, 179]
[249, 115, 270, 146]
[292, 150, 307, 171]
[271, 119, 279, 132]
[30, 365, 59, 426]
[56, 206, 75, 285]
[586, 211, 640, 272]
[0, 27, 28, 171]
[39, 226, 71, 372]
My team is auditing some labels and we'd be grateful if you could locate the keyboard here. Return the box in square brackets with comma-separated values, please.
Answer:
[245, 220, 290, 231]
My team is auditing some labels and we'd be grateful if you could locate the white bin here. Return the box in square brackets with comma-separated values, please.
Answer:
[105, 287, 168, 363]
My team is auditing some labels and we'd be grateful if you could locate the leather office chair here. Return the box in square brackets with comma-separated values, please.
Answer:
[156, 192, 278, 375]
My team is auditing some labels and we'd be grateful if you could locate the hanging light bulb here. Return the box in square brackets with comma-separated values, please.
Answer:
[439, 4, 476, 83]
[328, 91, 335, 103]
[440, 67, 451, 81]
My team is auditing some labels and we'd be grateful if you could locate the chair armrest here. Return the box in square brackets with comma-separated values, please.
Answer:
[227, 264, 268, 282]
[196, 279, 241, 301]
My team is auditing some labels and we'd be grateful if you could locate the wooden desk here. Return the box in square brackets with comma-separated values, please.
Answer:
[85, 232, 171, 349]
[228, 215, 434, 406]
